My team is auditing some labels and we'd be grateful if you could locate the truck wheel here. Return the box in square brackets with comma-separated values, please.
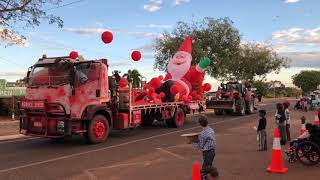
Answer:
[224, 109, 233, 115]
[214, 109, 223, 115]
[246, 101, 254, 114]
[141, 110, 153, 126]
[235, 99, 245, 116]
[167, 107, 185, 128]
[87, 115, 109, 144]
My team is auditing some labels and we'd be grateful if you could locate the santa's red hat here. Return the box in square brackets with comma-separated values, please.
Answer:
[178, 36, 192, 54]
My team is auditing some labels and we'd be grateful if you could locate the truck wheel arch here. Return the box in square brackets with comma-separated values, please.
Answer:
[82, 106, 112, 127]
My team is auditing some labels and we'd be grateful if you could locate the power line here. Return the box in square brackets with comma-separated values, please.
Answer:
[0, 56, 27, 70]
[46, 0, 86, 11]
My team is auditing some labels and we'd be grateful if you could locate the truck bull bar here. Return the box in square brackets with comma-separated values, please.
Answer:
[19, 101, 70, 138]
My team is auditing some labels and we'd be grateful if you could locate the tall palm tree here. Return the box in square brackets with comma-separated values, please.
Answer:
[123, 69, 142, 88]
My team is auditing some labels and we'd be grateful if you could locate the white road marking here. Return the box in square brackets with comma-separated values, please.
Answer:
[156, 148, 185, 160]
[0, 115, 254, 174]
[83, 170, 98, 180]
[0, 134, 26, 141]
[88, 161, 152, 171]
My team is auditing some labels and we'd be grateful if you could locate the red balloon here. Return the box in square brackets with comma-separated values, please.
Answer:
[203, 83, 211, 92]
[170, 85, 180, 95]
[196, 95, 202, 100]
[69, 51, 78, 59]
[191, 91, 197, 97]
[149, 87, 155, 94]
[101, 31, 113, 44]
[118, 77, 128, 88]
[182, 95, 188, 102]
[159, 92, 166, 98]
[158, 75, 163, 81]
[131, 50, 141, 61]
[149, 77, 162, 89]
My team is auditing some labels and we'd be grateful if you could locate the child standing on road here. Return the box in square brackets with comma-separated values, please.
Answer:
[276, 103, 287, 145]
[283, 102, 291, 141]
[193, 115, 216, 171]
[257, 110, 267, 151]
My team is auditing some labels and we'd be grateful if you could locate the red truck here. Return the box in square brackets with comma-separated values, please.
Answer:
[206, 82, 255, 116]
[19, 56, 192, 144]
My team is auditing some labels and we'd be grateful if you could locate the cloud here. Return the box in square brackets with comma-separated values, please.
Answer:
[271, 27, 320, 53]
[272, 27, 320, 45]
[173, 0, 190, 6]
[143, 5, 161, 12]
[0, 28, 29, 46]
[143, 0, 163, 12]
[0, 72, 26, 77]
[280, 51, 320, 68]
[137, 24, 173, 29]
[284, 0, 300, 3]
[149, 0, 163, 4]
[127, 31, 162, 39]
[63, 28, 113, 35]
[134, 44, 154, 52]
[64, 27, 162, 39]
[109, 62, 134, 67]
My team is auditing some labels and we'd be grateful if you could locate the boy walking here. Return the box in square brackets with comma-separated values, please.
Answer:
[193, 115, 216, 170]
[257, 110, 267, 151]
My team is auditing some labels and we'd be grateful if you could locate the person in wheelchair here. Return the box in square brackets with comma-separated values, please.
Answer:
[286, 124, 320, 165]
[287, 123, 313, 154]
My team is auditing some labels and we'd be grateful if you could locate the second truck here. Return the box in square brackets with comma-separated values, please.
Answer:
[206, 82, 255, 116]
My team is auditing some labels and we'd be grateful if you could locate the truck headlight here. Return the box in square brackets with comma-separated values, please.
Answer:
[57, 121, 65, 133]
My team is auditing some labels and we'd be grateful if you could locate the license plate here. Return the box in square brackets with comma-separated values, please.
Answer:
[33, 121, 42, 127]
[21, 100, 45, 109]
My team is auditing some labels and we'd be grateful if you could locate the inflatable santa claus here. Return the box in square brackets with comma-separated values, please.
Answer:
[145, 36, 211, 102]
[158, 36, 193, 102]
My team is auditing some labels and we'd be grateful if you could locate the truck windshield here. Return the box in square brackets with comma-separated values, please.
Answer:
[28, 61, 73, 86]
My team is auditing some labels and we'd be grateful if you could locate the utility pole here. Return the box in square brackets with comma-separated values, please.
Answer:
[12, 96, 15, 120]
[273, 81, 276, 100]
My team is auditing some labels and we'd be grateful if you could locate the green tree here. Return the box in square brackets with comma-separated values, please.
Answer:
[227, 43, 289, 81]
[0, 0, 64, 45]
[252, 80, 268, 96]
[154, 17, 289, 81]
[123, 69, 142, 88]
[292, 71, 320, 94]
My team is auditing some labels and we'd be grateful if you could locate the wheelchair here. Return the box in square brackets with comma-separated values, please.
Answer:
[286, 137, 320, 166]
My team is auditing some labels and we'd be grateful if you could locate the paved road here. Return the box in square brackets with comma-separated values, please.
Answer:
[0, 100, 313, 180]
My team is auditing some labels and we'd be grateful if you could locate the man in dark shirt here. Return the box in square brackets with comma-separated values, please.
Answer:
[257, 110, 267, 151]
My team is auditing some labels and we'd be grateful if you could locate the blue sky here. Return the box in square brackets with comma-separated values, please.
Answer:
[1, 0, 320, 88]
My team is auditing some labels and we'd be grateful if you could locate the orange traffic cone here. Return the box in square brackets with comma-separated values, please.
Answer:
[266, 128, 288, 174]
[314, 112, 319, 125]
[191, 163, 201, 180]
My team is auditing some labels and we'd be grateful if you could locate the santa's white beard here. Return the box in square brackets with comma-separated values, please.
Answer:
[167, 52, 192, 80]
